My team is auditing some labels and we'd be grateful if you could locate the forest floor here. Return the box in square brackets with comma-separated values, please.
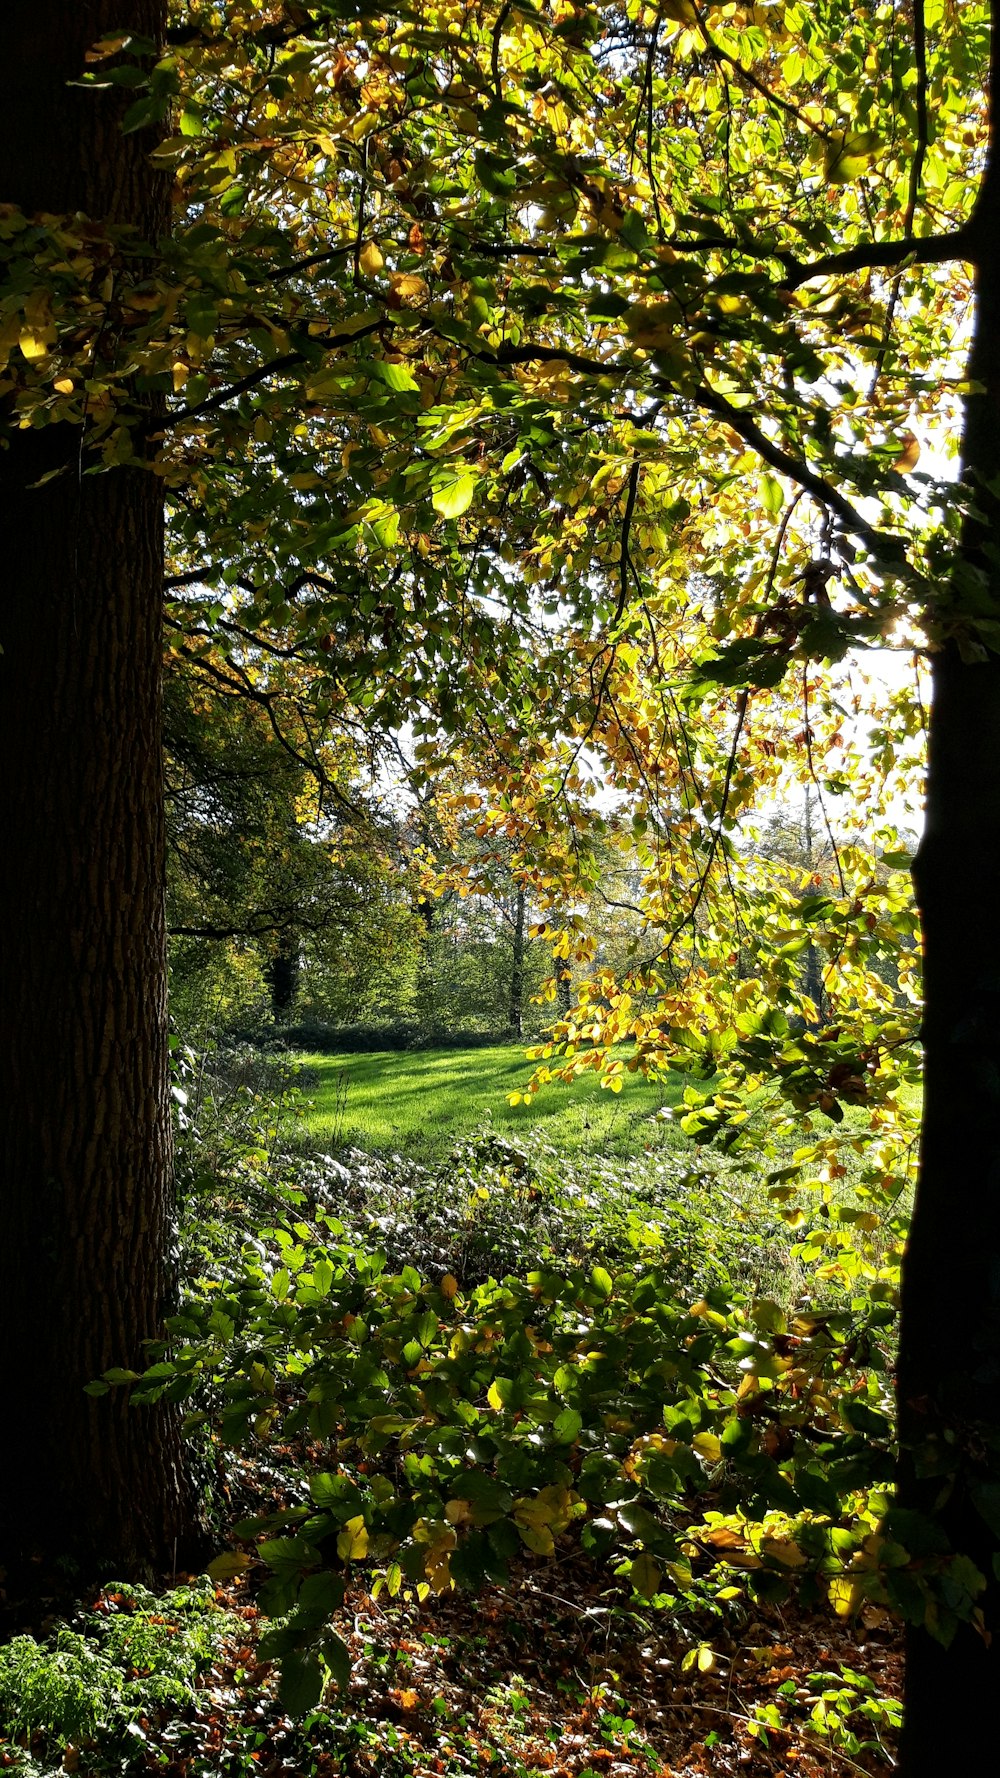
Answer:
[0, 1560, 902, 1777]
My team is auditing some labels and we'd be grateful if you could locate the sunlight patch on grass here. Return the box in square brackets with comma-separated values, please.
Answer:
[297, 1045, 686, 1160]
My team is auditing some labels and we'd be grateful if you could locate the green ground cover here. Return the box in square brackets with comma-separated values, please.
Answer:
[297, 1045, 685, 1159]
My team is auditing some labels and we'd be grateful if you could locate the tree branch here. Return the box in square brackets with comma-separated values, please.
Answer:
[159, 319, 381, 430]
[780, 226, 972, 291]
[686, 379, 902, 547]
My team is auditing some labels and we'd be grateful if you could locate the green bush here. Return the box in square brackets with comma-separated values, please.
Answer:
[120, 1207, 902, 1712]
[0, 1581, 223, 1772]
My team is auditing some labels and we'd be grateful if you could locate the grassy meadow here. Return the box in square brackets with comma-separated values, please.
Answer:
[297, 1043, 688, 1160]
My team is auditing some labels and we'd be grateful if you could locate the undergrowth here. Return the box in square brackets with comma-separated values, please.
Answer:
[0, 1581, 223, 1774]
[0, 1042, 915, 1772]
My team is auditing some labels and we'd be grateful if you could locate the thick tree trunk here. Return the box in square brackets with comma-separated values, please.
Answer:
[0, 2, 200, 1573]
[899, 56, 1000, 1766]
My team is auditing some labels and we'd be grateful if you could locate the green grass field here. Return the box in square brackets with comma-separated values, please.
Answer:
[297, 1044, 687, 1160]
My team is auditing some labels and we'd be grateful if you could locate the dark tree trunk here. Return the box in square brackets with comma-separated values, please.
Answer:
[0, 2, 200, 1574]
[557, 964, 572, 1016]
[900, 24, 1000, 1762]
[267, 933, 301, 1020]
[508, 888, 526, 1038]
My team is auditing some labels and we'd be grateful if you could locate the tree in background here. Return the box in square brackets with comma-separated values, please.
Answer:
[164, 655, 403, 1030]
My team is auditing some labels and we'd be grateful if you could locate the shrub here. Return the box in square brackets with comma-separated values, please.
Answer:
[0, 1581, 223, 1771]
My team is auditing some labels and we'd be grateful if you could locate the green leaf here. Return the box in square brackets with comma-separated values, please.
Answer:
[323, 1630, 352, 1691]
[373, 359, 421, 393]
[760, 475, 783, 515]
[279, 1649, 325, 1716]
[553, 1406, 583, 1444]
[431, 466, 477, 518]
[630, 1552, 662, 1598]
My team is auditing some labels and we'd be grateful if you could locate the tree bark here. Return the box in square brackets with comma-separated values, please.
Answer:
[900, 16, 1000, 1759]
[267, 932, 301, 1020]
[508, 887, 526, 1038]
[0, 1, 200, 1574]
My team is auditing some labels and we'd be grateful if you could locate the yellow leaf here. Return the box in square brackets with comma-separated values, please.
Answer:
[53, 377, 75, 395]
[682, 1643, 716, 1673]
[172, 360, 188, 393]
[336, 1515, 369, 1561]
[440, 1273, 459, 1299]
[206, 1551, 252, 1581]
[892, 430, 921, 472]
[444, 1498, 472, 1525]
[624, 302, 678, 350]
[514, 1485, 575, 1535]
[359, 241, 385, 277]
[422, 1527, 457, 1592]
[630, 1553, 662, 1598]
[517, 1523, 555, 1556]
[389, 271, 428, 306]
[19, 289, 56, 361]
[829, 1575, 863, 1617]
[19, 327, 50, 362]
[824, 131, 881, 183]
[761, 1537, 808, 1569]
[692, 1432, 722, 1463]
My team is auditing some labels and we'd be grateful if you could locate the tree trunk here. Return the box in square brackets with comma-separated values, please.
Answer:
[900, 32, 1000, 1762]
[557, 964, 572, 1016]
[267, 932, 301, 1020]
[0, 1, 200, 1574]
[508, 888, 526, 1038]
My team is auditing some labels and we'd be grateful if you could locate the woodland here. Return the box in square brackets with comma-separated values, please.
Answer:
[1, 1, 998, 1774]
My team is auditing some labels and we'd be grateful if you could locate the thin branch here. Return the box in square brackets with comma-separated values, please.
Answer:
[691, 0, 833, 142]
[250, 242, 359, 287]
[160, 318, 381, 429]
[801, 662, 846, 896]
[614, 458, 641, 629]
[660, 493, 803, 965]
[687, 381, 894, 545]
[171, 643, 361, 816]
[161, 351, 305, 428]
[491, 0, 514, 102]
[164, 568, 209, 589]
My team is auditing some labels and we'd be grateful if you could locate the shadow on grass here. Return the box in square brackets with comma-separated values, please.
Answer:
[297, 1045, 686, 1161]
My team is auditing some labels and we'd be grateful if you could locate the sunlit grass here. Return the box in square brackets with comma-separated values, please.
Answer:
[297, 1044, 688, 1160]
